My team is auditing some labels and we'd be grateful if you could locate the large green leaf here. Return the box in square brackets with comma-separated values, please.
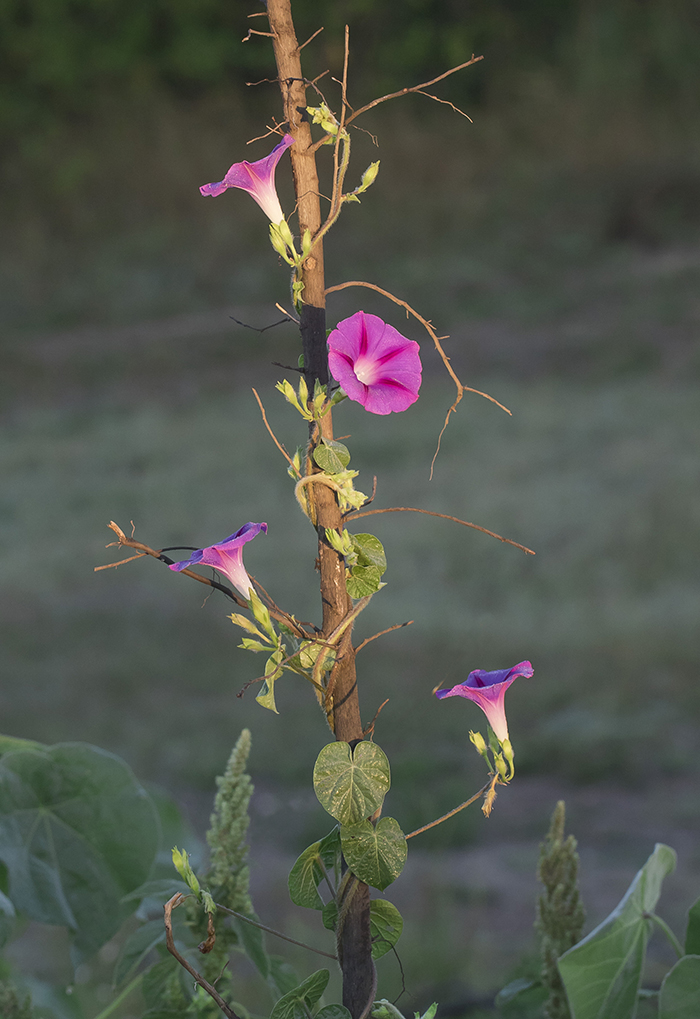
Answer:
[113, 918, 168, 987]
[369, 899, 403, 959]
[269, 969, 330, 1019]
[340, 818, 407, 891]
[659, 956, 700, 1019]
[232, 914, 270, 980]
[346, 565, 383, 599]
[313, 742, 390, 825]
[685, 896, 700, 955]
[0, 742, 160, 959]
[558, 843, 677, 1019]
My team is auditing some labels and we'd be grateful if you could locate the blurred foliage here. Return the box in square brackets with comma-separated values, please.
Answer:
[2, 0, 700, 143]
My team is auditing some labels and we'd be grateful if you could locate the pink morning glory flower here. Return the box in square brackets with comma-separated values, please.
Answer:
[434, 661, 533, 743]
[168, 523, 267, 599]
[199, 134, 294, 224]
[327, 311, 422, 415]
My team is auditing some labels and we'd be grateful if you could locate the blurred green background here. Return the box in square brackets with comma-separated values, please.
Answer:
[2, 0, 700, 1015]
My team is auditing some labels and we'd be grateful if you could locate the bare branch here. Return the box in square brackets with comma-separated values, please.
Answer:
[349, 506, 535, 555]
[299, 26, 324, 52]
[355, 621, 413, 655]
[251, 388, 297, 471]
[416, 90, 473, 121]
[346, 55, 483, 125]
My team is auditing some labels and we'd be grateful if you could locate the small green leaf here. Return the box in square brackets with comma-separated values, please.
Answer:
[558, 843, 677, 1019]
[686, 896, 700, 955]
[314, 440, 351, 473]
[415, 1005, 438, 1019]
[350, 534, 387, 574]
[288, 841, 324, 910]
[659, 955, 700, 1019]
[317, 1007, 352, 1019]
[318, 827, 342, 880]
[269, 969, 330, 1019]
[322, 900, 338, 931]
[370, 900, 403, 959]
[256, 649, 285, 713]
[313, 742, 391, 825]
[341, 818, 407, 891]
[346, 565, 383, 599]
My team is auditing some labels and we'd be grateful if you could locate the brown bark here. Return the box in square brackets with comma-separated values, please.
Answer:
[265, 2, 371, 1015]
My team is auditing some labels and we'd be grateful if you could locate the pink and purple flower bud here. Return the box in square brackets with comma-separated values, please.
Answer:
[169, 522, 267, 599]
[327, 311, 422, 415]
[434, 661, 533, 743]
[199, 134, 294, 224]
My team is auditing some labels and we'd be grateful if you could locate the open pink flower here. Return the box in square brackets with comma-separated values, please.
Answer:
[169, 523, 267, 599]
[327, 311, 422, 415]
[199, 134, 293, 223]
[434, 661, 533, 743]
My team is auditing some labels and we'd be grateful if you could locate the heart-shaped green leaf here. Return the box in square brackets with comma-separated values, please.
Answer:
[0, 742, 160, 960]
[313, 742, 390, 825]
[350, 534, 387, 574]
[340, 817, 407, 891]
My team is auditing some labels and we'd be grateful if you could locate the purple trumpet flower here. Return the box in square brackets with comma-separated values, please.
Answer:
[434, 661, 533, 743]
[199, 134, 294, 223]
[327, 311, 422, 415]
[168, 523, 267, 599]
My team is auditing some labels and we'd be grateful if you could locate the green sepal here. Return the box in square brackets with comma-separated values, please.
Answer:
[276, 379, 312, 421]
[230, 613, 267, 640]
[340, 817, 407, 891]
[325, 528, 353, 558]
[248, 589, 276, 640]
[239, 638, 268, 653]
[343, 193, 361, 204]
[172, 847, 199, 896]
[487, 725, 502, 755]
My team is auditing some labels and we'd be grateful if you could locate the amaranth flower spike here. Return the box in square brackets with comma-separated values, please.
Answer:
[169, 523, 267, 599]
[200, 135, 294, 224]
[327, 311, 422, 415]
[434, 661, 533, 743]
